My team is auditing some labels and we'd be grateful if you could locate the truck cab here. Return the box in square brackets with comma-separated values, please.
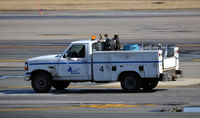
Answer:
[58, 40, 92, 81]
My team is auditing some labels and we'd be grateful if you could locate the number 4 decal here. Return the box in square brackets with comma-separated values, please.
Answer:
[100, 66, 104, 72]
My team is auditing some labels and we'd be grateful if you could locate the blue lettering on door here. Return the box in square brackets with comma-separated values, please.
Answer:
[68, 66, 80, 74]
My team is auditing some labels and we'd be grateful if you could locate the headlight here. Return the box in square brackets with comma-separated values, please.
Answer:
[24, 62, 28, 71]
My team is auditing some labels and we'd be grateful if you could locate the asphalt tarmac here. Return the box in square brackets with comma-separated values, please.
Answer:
[0, 10, 200, 117]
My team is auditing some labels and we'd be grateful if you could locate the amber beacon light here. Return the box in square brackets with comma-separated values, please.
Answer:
[91, 35, 96, 40]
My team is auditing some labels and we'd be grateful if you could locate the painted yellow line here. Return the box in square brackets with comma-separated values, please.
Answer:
[192, 60, 200, 62]
[1, 86, 31, 89]
[0, 106, 82, 112]
[40, 34, 91, 37]
[143, 104, 156, 106]
[0, 60, 25, 62]
[0, 46, 65, 48]
[80, 104, 142, 108]
[40, 34, 123, 37]
[0, 104, 156, 111]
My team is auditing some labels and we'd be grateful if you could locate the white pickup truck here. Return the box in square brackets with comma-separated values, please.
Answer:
[24, 36, 182, 93]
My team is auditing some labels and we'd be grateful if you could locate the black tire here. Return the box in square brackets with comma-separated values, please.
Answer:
[120, 73, 141, 92]
[31, 72, 52, 93]
[142, 79, 158, 90]
[52, 81, 70, 90]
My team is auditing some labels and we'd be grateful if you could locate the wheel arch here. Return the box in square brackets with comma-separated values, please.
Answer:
[118, 71, 141, 81]
[30, 69, 52, 80]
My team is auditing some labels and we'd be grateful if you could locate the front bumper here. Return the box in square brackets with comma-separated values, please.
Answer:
[24, 73, 31, 81]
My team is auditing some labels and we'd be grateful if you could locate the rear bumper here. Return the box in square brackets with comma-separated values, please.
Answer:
[159, 70, 183, 81]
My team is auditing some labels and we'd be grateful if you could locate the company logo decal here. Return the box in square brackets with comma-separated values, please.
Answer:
[67, 67, 80, 74]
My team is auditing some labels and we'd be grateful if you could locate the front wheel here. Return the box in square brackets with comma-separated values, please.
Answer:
[31, 72, 52, 93]
[120, 73, 141, 92]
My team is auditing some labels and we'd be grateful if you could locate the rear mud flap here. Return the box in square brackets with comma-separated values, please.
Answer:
[159, 74, 170, 82]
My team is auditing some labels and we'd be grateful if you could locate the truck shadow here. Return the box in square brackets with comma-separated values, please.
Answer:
[51, 88, 168, 94]
[0, 88, 167, 94]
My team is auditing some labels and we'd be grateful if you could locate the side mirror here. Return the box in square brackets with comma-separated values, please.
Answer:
[63, 54, 66, 58]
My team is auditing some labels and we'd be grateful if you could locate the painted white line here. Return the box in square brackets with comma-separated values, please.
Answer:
[0, 76, 23, 80]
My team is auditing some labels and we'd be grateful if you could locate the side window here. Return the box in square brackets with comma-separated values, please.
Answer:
[67, 45, 85, 58]
[92, 42, 104, 52]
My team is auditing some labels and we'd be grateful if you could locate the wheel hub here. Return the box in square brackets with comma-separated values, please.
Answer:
[35, 78, 46, 89]
[125, 77, 136, 89]
[39, 81, 44, 85]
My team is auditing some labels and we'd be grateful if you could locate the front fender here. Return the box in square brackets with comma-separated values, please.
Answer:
[28, 64, 58, 77]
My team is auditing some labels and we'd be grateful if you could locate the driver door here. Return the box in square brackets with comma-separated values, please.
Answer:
[58, 44, 89, 81]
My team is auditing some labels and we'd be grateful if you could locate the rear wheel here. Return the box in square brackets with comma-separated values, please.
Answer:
[120, 73, 141, 92]
[52, 81, 70, 90]
[31, 72, 52, 93]
[142, 79, 158, 90]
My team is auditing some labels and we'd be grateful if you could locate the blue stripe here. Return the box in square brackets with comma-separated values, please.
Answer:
[29, 61, 162, 65]
[29, 62, 90, 65]
[93, 61, 162, 64]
